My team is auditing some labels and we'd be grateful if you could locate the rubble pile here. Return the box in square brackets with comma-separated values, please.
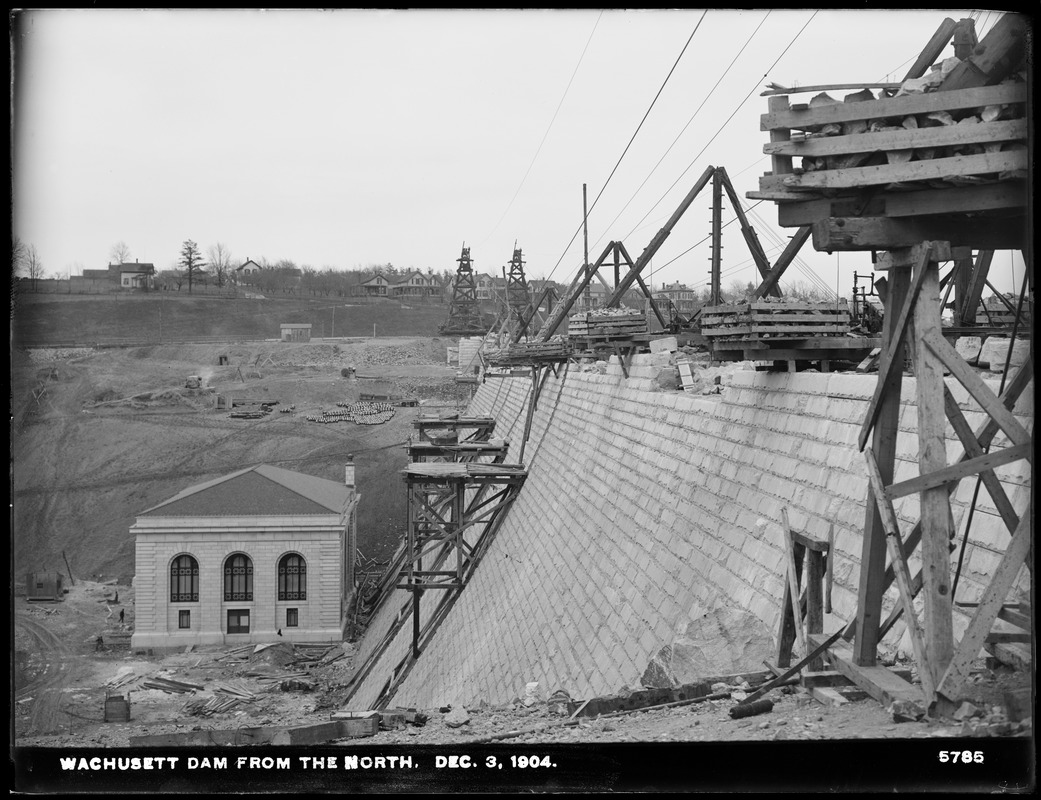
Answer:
[26, 347, 94, 363]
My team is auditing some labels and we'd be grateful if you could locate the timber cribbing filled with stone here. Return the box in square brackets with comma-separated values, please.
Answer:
[348, 355, 1031, 709]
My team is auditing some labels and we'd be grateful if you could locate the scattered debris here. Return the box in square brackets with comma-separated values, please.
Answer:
[443, 707, 470, 728]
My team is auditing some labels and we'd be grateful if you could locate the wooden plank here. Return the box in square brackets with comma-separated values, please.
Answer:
[809, 686, 848, 707]
[763, 119, 1026, 158]
[858, 244, 931, 451]
[703, 300, 847, 314]
[743, 627, 846, 706]
[884, 443, 1031, 500]
[761, 81, 904, 97]
[998, 607, 1032, 631]
[923, 328, 1032, 448]
[936, 507, 1032, 701]
[783, 151, 1026, 191]
[752, 225, 812, 298]
[703, 325, 849, 337]
[704, 313, 850, 324]
[812, 216, 1027, 252]
[945, 385, 1024, 533]
[775, 566, 805, 669]
[825, 524, 834, 614]
[780, 508, 807, 659]
[813, 634, 923, 711]
[863, 448, 935, 703]
[713, 348, 875, 363]
[962, 250, 995, 327]
[985, 633, 1031, 644]
[803, 667, 913, 688]
[940, 14, 1030, 92]
[913, 258, 954, 696]
[791, 529, 830, 553]
[771, 182, 1026, 226]
[760, 83, 1027, 131]
[902, 17, 959, 81]
[767, 95, 794, 184]
[720, 336, 877, 351]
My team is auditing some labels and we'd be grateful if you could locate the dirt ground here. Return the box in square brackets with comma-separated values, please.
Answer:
[11, 337, 1033, 750]
[11, 337, 473, 582]
[13, 579, 1031, 749]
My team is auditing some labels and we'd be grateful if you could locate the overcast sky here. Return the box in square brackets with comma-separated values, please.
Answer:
[12, 8, 1026, 296]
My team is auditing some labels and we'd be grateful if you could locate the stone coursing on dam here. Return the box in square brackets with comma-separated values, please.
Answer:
[349, 356, 1032, 709]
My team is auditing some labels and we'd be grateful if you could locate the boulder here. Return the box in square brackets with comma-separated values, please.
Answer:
[640, 607, 775, 687]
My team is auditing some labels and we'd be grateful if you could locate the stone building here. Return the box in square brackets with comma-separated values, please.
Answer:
[130, 463, 359, 651]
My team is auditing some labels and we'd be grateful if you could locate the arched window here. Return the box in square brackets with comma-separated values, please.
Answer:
[278, 554, 306, 601]
[223, 553, 253, 601]
[170, 555, 199, 602]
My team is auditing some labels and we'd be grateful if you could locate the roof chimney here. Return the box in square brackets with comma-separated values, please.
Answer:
[345, 455, 355, 491]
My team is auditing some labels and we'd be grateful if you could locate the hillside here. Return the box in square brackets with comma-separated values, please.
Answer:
[11, 292, 450, 345]
[11, 297, 473, 583]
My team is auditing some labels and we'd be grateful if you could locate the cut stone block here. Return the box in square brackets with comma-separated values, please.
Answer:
[978, 337, 1028, 371]
[955, 336, 983, 365]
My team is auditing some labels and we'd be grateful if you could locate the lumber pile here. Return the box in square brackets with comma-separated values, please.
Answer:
[568, 308, 647, 338]
[701, 299, 851, 343]
[751, 15, 1029, 241]
[976, 295, 1029, 327]
[755, 78, 1027, 200]
[491, 338, 572, 365]
[140, 676, 204, 694]
[183, 694, 248, 718]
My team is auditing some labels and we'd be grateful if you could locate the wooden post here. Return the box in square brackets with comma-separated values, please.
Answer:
[913, 252, 954, 689]
[780, 509, 807, 661]
[806, 551, 825, 671]
[950, 247, 973, 327]
[854, 262, 910, 665]
[710, 169, 723, 305]
[62, 550, 75, 586]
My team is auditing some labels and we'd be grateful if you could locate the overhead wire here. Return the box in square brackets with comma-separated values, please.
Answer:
[540, 12, 707, 284]
[482, 11, 604, 245]
[590, 10, 772, 253]
[624, 10, 819, 243]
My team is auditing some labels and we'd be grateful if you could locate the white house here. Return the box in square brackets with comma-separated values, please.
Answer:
[130, 463, 360, 651]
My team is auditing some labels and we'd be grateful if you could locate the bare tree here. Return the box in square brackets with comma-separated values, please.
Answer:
[110, 241, 132, 265]
[178, 239, 206, 294]
[25, 244, 44, 291]
[207, 242, 232, 289]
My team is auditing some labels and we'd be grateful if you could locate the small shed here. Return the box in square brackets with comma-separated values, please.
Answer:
[280, 323, 312, 343]
[26, 571, 65, 602]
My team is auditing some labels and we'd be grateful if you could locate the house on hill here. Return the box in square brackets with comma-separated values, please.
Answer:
[358, 271, 442, 299]
[392, 270, 442, 298]
[78, 261, 156, 290]
[130, 463, 360, 651]
[359, 273, 393, 297]
[235, 259, 263, 281]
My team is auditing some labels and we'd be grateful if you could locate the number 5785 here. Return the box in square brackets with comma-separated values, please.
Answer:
[939, 750, 984, 763]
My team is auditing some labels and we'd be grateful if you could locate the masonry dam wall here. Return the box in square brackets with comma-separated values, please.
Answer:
[350, 354, 1032, 709]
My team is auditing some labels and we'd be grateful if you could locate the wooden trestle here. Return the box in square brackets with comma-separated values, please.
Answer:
[412, 415, 496, 444]
[749, 14, 1032, 717]
[342, 449, 527, 711]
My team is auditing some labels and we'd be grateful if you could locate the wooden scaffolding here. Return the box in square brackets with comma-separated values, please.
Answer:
[748, 14, 1032, 716]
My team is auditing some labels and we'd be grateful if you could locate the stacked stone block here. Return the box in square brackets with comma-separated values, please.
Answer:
[348, 364, 1031, 709]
